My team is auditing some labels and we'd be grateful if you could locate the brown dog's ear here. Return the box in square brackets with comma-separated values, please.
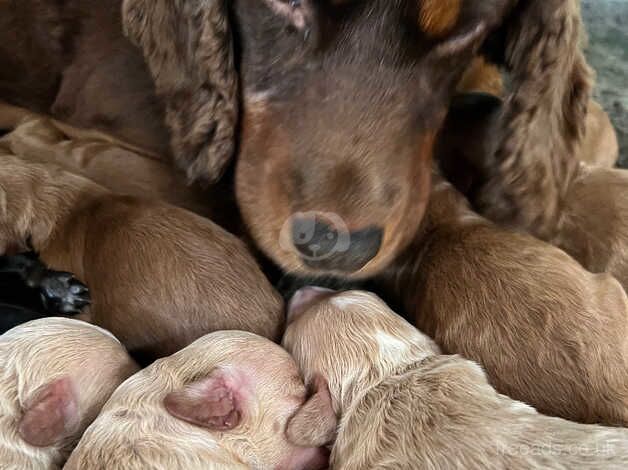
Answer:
[122, 0, 238, 183]
[419, 0, 512, 58]
[286, 376, 337, 447]
[18, 376, 80, 447]
[474, 0, 593, 239]
[163, 369, 245, 431]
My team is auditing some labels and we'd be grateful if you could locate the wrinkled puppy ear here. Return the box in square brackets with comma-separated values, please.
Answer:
[18, 376, 80, 447]
[474, 0, 593, 239]
[164, 369, 245, 431]
[286, 375, 337, 447]
[122, 0, 238, 183]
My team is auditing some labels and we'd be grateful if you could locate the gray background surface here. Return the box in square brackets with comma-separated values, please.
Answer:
[582, 0, 628, 166]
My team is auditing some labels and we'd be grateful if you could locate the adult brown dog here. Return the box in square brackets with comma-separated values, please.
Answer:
[0, 157, 283, 360]
[0, 0, 592, 279]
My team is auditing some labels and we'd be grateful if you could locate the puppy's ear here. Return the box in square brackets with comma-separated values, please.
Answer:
[286, 376, 337, 447]
[122, 0, 238, 183]
[163, 369, 244, 431]
[18, 376, 80, 447]
[474, 0, 593, 239]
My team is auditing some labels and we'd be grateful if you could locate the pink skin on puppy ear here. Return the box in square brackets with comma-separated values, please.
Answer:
[287, 287, 336, 322]
[18, 376, 80, 447]
[163, 369, 246, 431]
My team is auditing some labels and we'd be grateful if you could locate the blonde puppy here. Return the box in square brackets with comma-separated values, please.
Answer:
[0, 156, 283, 359]
[378, 177, 628, 425]
[65, 331, 329, 470]
[283, 289, 628, 470]
[0, 318, 138, 470]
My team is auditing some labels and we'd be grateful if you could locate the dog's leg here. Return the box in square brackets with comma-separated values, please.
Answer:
[0, 155, 106, 255]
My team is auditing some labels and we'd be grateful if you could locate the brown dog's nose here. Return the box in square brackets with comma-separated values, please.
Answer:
[292, 216, 383, 272]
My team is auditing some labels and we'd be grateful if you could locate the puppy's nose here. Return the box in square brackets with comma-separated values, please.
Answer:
[292, 216, 383, 272]
[287, 286, 336, 322]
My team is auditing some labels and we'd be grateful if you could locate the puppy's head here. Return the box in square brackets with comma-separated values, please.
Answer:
[283, 288, 439, 413]
[0, 318, 137, 461]
[69, 331, 328, 470]
[161, 332, 329, 469]
[124, 0, 510, 278]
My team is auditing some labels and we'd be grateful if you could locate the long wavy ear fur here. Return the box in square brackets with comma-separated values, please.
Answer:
[122, 0, 238, 183]
[476, 0, 593, 240]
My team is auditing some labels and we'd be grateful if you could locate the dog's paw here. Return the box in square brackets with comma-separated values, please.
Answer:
[39, 271, 91, 315]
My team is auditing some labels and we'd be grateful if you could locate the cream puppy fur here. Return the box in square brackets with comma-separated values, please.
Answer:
[65, 331, 329, 470]
[283, 289, 628, 470]
[0, 318, 138, 470]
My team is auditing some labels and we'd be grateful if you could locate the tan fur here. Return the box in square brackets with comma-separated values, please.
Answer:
[378, 175, 628, 425]
[419, 0, 461, 37]
[283, 291, 628, 469]
[477, 0, 594, 240]
[0, 157, 283, 359]
[551, 164, 628, 291]
[437, 93, 627, 293]
[457, 57, 504, 96]
[575, 100, 619, 167]
[0, 318, 138, 470]
[65, 331, 326, 470]
[0, 101, 211, 215]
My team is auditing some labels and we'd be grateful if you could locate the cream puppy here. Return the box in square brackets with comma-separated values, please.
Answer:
[65, 330, 329, 470]
[283, 288, 628, 470]
[0, 318, 138, 470]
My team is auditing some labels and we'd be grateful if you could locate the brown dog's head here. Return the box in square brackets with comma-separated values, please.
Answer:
[233, 1, 512, 278]
[123, 0, 509, 278]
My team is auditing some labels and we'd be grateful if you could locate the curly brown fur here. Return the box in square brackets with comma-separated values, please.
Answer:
[377, 175, 628, 425]
[283, 290, 628, 469]
[0, 157, 283, 360]
[123, 0, 238, 182]
[475, 0, 594, 240]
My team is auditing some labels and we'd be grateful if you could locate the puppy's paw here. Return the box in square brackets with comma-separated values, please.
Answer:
[39, 272, 91, 316]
